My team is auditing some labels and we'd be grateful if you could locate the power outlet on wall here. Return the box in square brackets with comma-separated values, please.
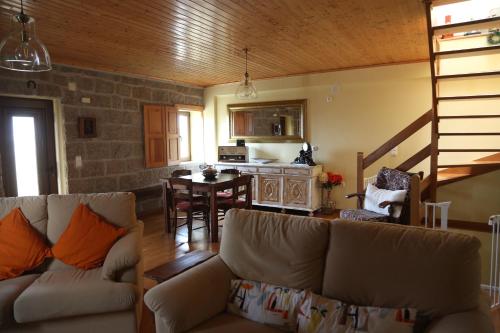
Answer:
[75, 155, 83, 169]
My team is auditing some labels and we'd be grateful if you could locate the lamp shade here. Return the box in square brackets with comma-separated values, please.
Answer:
[235, 73, 257, 99]
[0, 13, 51, 72]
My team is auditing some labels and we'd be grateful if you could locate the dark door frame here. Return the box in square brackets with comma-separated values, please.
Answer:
[0, 96, 58, 196]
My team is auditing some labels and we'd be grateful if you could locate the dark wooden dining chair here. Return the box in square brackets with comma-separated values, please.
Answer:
[217, 169, 241, 199]
[217, 174, 253, 214]
[168, 177, 210, 242]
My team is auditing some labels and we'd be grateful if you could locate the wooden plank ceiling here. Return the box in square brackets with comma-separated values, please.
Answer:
[0, 0, 428, 87]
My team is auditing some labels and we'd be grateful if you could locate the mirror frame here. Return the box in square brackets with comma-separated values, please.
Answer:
[228, 99, 307, 143]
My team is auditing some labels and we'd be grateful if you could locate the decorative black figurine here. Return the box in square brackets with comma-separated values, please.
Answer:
[292, 142, 316, 166]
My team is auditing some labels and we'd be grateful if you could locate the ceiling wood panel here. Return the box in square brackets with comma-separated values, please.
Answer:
[0, 0, 429, 86]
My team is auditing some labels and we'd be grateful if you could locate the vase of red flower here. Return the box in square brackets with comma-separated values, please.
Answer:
[319, 172, 344, 214]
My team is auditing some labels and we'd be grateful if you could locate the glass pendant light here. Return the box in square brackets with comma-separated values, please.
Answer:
[0, 0, 52, 72]
[235, 48, 257, 99]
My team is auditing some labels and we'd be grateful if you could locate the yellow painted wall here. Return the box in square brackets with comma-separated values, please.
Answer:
[204, 62, 433, 209]
[203, 61, 498, 285]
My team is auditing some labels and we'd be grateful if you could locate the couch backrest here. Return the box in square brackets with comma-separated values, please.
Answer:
[45, 193, 137, 271]
[322, 219, 481, 317]
[0, 196, 48, 236]
[46, 192, 137, 245]
[220, 209, 330, 293]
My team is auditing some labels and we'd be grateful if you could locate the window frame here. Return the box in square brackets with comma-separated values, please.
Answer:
[178, 111, 191, 162]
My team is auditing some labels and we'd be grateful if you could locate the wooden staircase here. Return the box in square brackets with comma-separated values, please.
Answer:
[424, 0, 500, 200]
[355, 1, 500, 217]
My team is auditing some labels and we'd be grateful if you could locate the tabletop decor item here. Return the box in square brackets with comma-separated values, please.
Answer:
[320, 172, 344, 214]
[201, 165, 218, 180]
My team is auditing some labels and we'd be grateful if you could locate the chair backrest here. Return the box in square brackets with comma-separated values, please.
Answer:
[171, 169, 192, 177]
[221, 168, 240, 175]
[374, 167, 420, 225]
[230, 174, 252, 208]
[168, 177, 194, 209]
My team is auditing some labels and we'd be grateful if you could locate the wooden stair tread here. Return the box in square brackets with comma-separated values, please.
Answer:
[439, 149, 500, 152]
[439, 132, 500, 136]
[436, 71, 500, 80]
[435, 45, 500, 58]
[438, 94, 500, 101]
[433, 16, 500, 35]
[438, 161, 500, 168]
[437, 172, 471, 181]
[439, 115, 500, 119]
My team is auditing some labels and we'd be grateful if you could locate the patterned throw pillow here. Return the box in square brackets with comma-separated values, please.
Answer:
[297, 293, 417, 333]
[227, 279, 307, 331]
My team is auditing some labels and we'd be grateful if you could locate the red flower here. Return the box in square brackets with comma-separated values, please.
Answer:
[327, 172, 343, 186]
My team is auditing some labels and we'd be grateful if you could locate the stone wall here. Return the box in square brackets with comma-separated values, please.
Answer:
[0, 64, 204, 214]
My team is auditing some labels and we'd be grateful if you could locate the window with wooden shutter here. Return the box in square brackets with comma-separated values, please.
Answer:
[144, 104, 166, 168]
[143, 105, 182, 168]
[165, 107, 180, 165]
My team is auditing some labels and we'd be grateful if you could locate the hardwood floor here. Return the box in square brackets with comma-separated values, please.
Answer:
[139, 210, 500, 333]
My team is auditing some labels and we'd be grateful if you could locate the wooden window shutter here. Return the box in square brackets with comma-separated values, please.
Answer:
[144, 104, 167, 168]
[165, 106, 180, 165]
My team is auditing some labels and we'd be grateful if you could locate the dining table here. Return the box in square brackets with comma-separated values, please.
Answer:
[164, 172, 248, 242]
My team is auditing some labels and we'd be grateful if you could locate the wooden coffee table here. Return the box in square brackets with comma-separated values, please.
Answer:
[144, 250, 216, 283]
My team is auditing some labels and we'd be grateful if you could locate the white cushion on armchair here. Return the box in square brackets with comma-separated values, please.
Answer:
[363, 183, 406, 218]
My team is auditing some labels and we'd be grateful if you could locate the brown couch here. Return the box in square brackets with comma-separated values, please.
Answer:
[145, 208, 493, 333]
[0, 193, 143, 333]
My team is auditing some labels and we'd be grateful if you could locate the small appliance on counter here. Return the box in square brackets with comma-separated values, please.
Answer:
[218, 146, 249, 163]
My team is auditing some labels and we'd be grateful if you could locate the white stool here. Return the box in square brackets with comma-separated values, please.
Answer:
[424, 201, 451, 230]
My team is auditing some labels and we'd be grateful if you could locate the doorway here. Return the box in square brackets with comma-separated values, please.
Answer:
[0, 97, 58, 197]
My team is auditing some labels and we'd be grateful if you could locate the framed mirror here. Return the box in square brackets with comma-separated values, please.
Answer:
[228, 99, 306, 143]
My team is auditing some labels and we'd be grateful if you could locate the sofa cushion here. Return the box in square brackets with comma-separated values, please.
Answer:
[297, 292, 418, 333]
[220, 209, 330, 293]
[227, 279, 306, 331]
[188, 313, 282, 333]
[0, 274, 39, 328]
[322, 220, 481, 317]
[51, 204, 126, 270]
[0, 208, 52, 280]
[0, 196, 48, 235]
[46, 193, 136, 246]
[13, 268, 137, 323]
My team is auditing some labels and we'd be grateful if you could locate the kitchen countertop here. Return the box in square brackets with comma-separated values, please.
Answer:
[215, 161, 320, 168]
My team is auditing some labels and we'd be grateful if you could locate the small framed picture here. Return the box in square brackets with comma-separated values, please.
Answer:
[78, 117, 97, 138]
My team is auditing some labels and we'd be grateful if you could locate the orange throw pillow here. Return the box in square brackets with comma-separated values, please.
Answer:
[0, 208, 51, 280]
[52, 204, 126, 270]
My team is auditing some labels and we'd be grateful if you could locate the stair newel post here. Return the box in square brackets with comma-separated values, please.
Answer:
[424, 0, 439, 202]
[357, 152, 364, 209]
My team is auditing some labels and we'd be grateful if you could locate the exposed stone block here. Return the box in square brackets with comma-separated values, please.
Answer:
[132, 86, 152, 101]
[86, 142, 111, 160]
[95, 79, 115, 94]
[76, 77, 95, 91]
[116, 84, 131, 97]
[123, 98, 139, 111]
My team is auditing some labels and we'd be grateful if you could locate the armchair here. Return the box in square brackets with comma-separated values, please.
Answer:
[340, 167, 421, 225]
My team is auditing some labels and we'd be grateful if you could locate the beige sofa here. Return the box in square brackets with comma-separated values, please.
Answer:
[145, 208, 493, 333]
[0, 193, 143, 333]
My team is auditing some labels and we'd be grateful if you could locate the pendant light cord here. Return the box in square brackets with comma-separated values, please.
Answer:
[21, 0, 24, 14]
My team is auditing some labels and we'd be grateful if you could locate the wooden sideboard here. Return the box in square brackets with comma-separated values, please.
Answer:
[215, 162, 323, 216]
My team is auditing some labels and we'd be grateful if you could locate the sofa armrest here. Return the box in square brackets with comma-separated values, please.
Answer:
[102, 221, 143, 281]
[426, 309, 494, 333]
[144, 255, 234, 333]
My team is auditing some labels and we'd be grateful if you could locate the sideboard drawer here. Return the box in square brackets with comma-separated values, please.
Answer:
[258, 167, 282, 174]
[284, 168, 311, 176]
[237, 166, 257, 173]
